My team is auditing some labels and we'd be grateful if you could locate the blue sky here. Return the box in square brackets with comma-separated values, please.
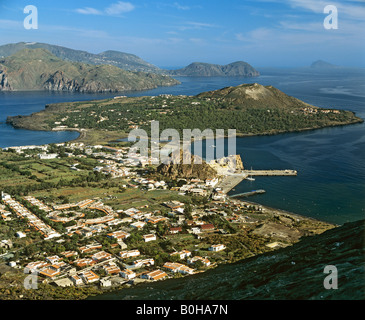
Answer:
[0, 0, 364, 67]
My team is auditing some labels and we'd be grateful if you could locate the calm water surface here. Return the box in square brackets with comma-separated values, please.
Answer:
[0, 68, 364, 224]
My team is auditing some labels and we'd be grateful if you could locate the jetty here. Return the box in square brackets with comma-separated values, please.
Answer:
[242, 169, 297, 176]
[230, 189, 266, 198]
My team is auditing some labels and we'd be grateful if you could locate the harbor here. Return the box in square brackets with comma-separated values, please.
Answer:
[216, 168, 297, 195]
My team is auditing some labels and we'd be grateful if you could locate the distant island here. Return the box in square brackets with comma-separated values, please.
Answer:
[0, 48, 180, 93]
[310, 60, 339, 69]
[166, 61, 260, 77]
[7, 83, 362, 145]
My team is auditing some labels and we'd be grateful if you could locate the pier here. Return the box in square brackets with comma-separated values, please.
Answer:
[215, 169, 298, 195]
[230, 189, 266, 198]
[242, 169, 297, 176]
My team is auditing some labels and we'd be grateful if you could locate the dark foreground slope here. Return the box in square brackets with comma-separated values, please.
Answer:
[90, 220, 365, 300]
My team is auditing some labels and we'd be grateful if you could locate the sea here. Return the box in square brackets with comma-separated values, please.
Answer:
[0, 67, 364, 225]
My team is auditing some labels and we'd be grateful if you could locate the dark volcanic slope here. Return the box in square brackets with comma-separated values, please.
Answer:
[90, 220, 365, 300]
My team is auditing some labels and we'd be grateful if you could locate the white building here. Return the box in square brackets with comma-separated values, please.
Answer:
[15, 231, 26, 238]
[143, 234, 156, 242]
[38, 153, 58, 160]
[208, 244, 226, 252]
[120, 269, 136, 280]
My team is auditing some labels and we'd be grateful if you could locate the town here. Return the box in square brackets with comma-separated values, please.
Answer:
[0, 141, 332, 297]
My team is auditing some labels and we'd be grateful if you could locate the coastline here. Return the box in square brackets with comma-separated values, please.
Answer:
[8, 114, 363, 145]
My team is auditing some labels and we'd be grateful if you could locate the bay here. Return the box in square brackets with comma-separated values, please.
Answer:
[0, 68, 364, 225]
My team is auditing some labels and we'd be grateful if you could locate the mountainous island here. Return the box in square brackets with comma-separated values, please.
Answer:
[310, 60, 339, 69]
[0, 42, 161, 73]
[7, 82, 362, 145]
[166, 61, 260, 77]
[0, 48, 180, 93]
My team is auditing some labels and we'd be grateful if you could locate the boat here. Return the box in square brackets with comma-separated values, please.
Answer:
[246, 176, 255, 181]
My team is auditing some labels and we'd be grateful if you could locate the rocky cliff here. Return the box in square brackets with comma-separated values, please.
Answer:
[157, 149, 218, 180]
[0, 70, 12, 91]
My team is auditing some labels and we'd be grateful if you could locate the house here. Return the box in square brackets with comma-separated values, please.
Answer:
[78, 243, 103, 254]
[100, 278, 112, 287]
[69, 274, 83, 286]
[118, 241, 128, 250]
[163, 201, 184, 210]
[169, 227, 182, 234]
[38, 153, 58, 160]
[143, 234, 156, 242]
[119, 249, 140, 259]
[200, 224, 215, 232]
[46, 255, 61, 264]
[170, 250, 191, 260]
[208, 244, 226, 252]
[132, 258, 154, 268]
[24, 261, 49, 274]
[79, 270, 99, 284]
[73, 258, 95, 268]
[124, 208, 142, 217]
[163, 262, 194, 275]
[130, 221, 146, 229]
[143, 270, 168, 281]
[103, 263, 121, 275]
[205, 178, 219, 187]
[60, 250, 78, 258]
[120, 269, 136, 280]
[145, 216, 167, 224]
[187, 256, 211, 267]
[39, 266, 61, 279]
[91, 251, 113, 263]
[107, 230, 130, 240]
[190, 227, 201, 234]
[15, 231, 26, 238]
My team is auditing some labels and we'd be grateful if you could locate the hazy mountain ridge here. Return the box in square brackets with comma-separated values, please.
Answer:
[0, 48, 180, 92]
[0, 42, 161, 73]
[166, 61, 260, 77]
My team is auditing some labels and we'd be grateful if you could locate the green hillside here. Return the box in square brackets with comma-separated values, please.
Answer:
[0, 42, 161, 73]
[0, 48, 180, 92]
